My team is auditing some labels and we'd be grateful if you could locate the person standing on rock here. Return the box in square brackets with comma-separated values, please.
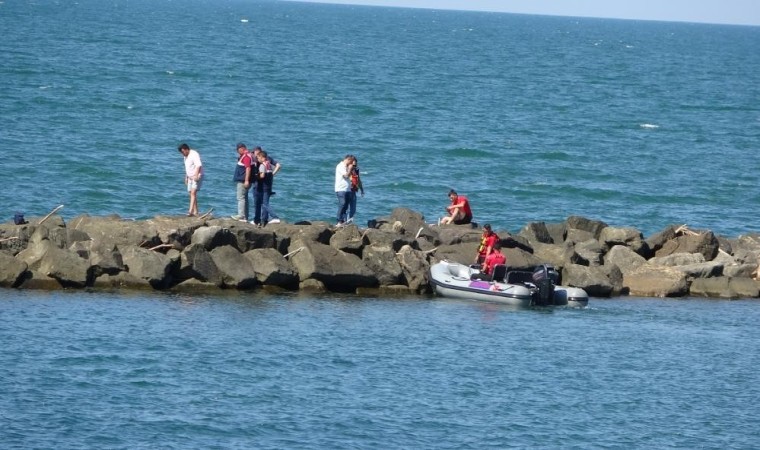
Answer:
[178, 143, 203, 217]
[250, 146, 282, 226]
[347, 155, 364, 224]
[440, 189, 472, 225]
[334, 154, 353, 226]
[253, 149, 282, 226]
[231, 143, 253, 222]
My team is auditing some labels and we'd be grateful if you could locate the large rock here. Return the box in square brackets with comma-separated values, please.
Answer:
[649, 252, 705, 267]
[729, 234, 760, 265]
[565, 228, 596, 245]
[599, 226, 648, 256]
[28, 219, 72, 250]
[17, 239, 90, 288]
[70, 215, 162, 248]
[218, 221, 278, 253]
[435, 241, 479, 265]
[655, 231, 720, 261]
[562, 264, 615, 297]
[243, 248, 299, 288]
[531, 242, 568, 269]
[330, 225, 365, 256]
[671, 261, 723, 279]
[0, 222, 36, 255]
[191, 226, 238, 251]
[604, 245, 647, 276]
[177, 243, 223, 286]
[623, 265, 689, 297]
[566, 216, 608, 239]
[572, 239, 605, 267]
[209, 245, 258, 289]
[362, 228, 417, 252]
[396, 245, 431, 293]
[275, 222, 333, 246]
[361, 244, 405, 286]
[690, 277, 760, 299]
[645, 225, 678, 255]
[544, 222, 567, 244]
[288, 239, 377, 292]
[389, 207, 429, 237]
[503, 247, 544, 270]
[0, 252, 28, 287]
[518, 222, 554, 245]
[148, 215, 209, 249]
[69, 240, 124, 277]
[120, 245, 174, 289]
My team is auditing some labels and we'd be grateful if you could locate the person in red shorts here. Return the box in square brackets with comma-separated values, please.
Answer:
[471, 242, 506, 280]
[475, 223, 499, 264]
[440, 189, 472, 225]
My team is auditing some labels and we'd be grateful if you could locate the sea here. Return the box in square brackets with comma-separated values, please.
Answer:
[1, 0, 760, 448]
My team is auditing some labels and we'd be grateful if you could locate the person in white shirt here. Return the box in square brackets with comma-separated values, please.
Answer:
[178, 143, 203, 217]
[334, 154, 353, 226]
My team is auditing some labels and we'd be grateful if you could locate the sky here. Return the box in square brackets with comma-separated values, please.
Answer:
[291, 0, 760, 26]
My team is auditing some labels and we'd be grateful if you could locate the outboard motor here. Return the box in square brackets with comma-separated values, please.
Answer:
[531, 264, 557, 306]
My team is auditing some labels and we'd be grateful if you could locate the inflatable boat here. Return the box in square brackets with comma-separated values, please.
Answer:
[430, 260, 588, 308]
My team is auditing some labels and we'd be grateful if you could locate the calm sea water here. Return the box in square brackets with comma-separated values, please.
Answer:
[2, 0, 760, 447]
[1, 291, 759, 449]
[1, 0, 759, 237]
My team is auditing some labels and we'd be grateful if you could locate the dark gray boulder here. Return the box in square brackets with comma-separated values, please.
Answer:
[518, 221, 554, 245]
[0, 252, 28, 287]
[604, 245, 647, 276]
[120, 245, 174, 289]
[655, 231, 720, 261]
[288, 239, 377, 292]
[16, 239, 90, 288]
[190, 226, 238, 251]
[209, 245, 258, 289]
[243, 248, 299, 288]
[70, 215, 162, 248]
[566, 216, 608, 239]
[361, 244, 405, 286]
[330, 225, 365, 256]
[70, 240, 124, 277]
[599, 226, 648, 256]
[396, 245, 431, 293]
[177, 243, 223, 286]
[562, 264, 615, 297]
[362, 228, 417, 252]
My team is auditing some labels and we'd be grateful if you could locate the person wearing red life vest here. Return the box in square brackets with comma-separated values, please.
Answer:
[471, 242, 507, 280]
[475, 223, 500, 264]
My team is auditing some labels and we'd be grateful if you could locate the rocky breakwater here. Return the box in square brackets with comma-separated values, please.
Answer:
[1, 208, 759, 299]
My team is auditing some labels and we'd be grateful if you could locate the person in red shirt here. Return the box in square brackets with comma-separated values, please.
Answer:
[471, 242, 507, 280]
[440, 189, 472, 225]
[475, 223, 499, 264]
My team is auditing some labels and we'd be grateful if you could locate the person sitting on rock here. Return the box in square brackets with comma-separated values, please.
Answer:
[471, 241, 506, 281]
[475, 223, 499, 264]
[440, 189, 472, 225]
